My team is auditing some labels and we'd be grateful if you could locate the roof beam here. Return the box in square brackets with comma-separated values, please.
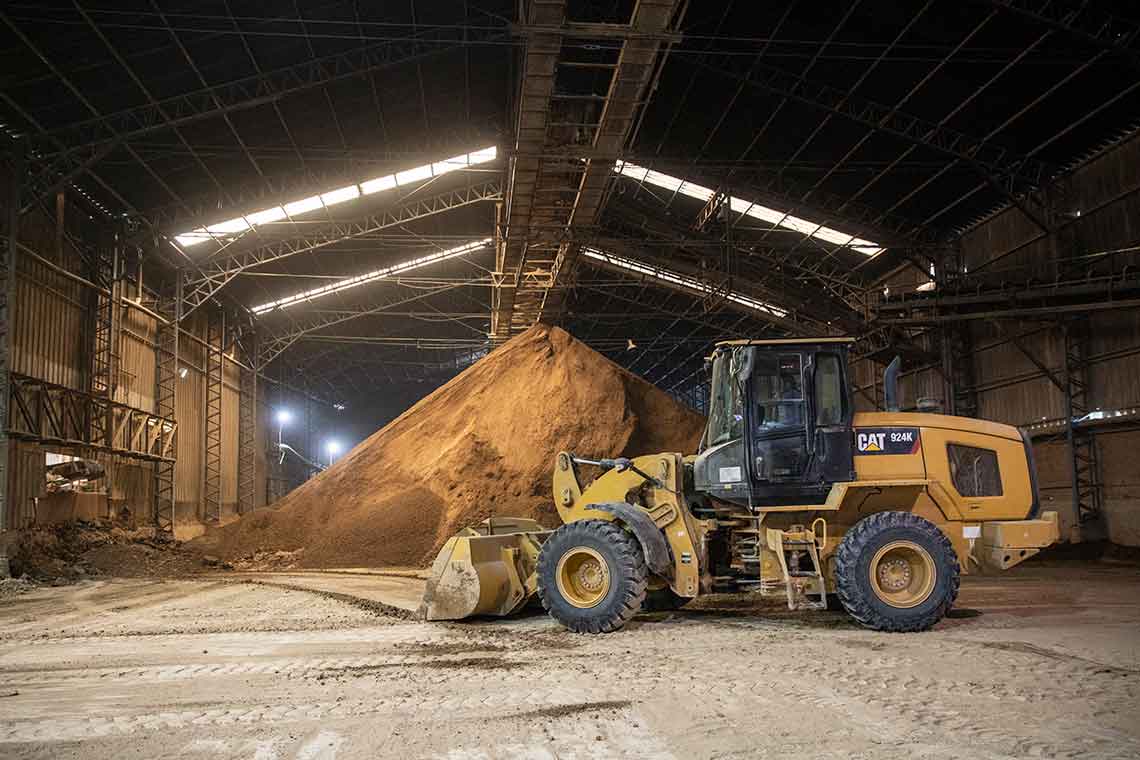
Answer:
[491, 0, 684, 342]
[490, 0, 566, 343]
[983, 0, 1140, 70]
[601, 195, 871, 326]
[16, 26, 506, 214]
[181, 178, 502, 316]
[579, 247, 829, 336]
[693, 55, 1057, 220]
[259, 282, 478, 366]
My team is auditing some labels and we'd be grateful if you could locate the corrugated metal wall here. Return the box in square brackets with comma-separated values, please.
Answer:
[853, 134, 1140, 544]
[12, 252, 86, 388]
[4, 194, 267, 531]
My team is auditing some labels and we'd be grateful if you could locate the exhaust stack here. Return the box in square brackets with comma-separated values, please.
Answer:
[884, 355, 901, 412]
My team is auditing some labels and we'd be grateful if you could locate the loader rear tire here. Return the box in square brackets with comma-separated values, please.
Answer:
[835, 511, 959, 633]
[537, 520, 647, 633]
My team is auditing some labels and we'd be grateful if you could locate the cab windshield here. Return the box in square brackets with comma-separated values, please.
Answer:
[706, 350, 744, 447]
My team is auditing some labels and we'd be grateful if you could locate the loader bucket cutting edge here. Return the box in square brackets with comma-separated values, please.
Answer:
[418, 524, 548, 621]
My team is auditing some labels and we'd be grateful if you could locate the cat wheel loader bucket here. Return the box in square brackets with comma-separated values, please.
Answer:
[418, 517, 549, 621]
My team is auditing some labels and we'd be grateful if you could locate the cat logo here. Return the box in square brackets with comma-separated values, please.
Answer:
[854, 427, 921, 455]
[857, 432, 886, 452]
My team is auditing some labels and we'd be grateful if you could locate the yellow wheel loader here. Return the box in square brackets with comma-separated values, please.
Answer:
[420, 338, 1059, 633]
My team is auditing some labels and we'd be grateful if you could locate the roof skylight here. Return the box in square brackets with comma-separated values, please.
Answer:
[174, 146, 498, 249]
[581, 247, 788, 318]
[613, 160, 883, 257]
[250, 238, 493, 315]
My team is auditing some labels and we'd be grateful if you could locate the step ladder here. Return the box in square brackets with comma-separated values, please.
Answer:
[766, 523, 828, 611]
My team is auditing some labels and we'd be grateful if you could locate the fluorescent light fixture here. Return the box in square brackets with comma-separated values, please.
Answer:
[582, 247, 788, 318]
[251, 237, 493, 315]
[613, 160, 883, 257]
[173, 145, 498, 248]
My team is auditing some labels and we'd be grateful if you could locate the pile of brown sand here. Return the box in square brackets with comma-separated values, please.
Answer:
[198, 325, 705, 568]
[12, 520, 209, 581]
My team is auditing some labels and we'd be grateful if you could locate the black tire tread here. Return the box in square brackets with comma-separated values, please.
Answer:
[835, 511, 960, 633]
[537, 520, 648, 633]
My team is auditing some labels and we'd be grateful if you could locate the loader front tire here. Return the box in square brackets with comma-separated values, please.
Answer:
[537, 520, 647, 633]
[835, 511, 960, 633]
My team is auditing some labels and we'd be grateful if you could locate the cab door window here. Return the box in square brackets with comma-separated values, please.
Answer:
[750, 352, 807, 481]
[753, 353, 804, 430]
[814, 353, 845, 427]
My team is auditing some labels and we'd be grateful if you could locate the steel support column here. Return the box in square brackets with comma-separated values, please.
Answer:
[1, 138, 25, 534]
[203, 311, 224, 523]
[1061, 318, 1102, 527]
[89, 234, 121, 449]
[152, 276, 181, 532]
[237, 336, 258, 516]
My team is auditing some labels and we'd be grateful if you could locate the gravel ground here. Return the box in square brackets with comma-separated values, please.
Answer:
[0, 562, 1137, 759]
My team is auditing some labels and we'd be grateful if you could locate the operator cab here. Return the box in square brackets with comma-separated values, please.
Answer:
[694, 338, 857, 508]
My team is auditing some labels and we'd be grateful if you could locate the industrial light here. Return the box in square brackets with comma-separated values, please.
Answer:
[325, 439, 344, 466]
[582, 247, 788, 318]
[173, 146, 498, 249]
[613, 160, 883, 256]
[177, 367, 189, 379]
[275, 409, 292, 426]
[333, 403, 346, 411]
[251, 238, 493, 315]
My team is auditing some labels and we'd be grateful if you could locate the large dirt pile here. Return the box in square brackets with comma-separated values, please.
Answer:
[201, 324, 705, 568]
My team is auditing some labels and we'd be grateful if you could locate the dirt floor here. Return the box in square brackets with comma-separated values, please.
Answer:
[1, 561, 1138, 759]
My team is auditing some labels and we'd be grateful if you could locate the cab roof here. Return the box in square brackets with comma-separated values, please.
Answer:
[714, 337, 856, 347]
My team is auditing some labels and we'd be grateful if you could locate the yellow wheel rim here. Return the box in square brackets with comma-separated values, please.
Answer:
[869, 540, 937, 609]
[555, 546, 611, 609]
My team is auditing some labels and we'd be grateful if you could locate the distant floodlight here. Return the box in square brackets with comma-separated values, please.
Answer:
[275, 409, 292, 426]
[325, 439, 343, 466]
[333, 403, 346, 411]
